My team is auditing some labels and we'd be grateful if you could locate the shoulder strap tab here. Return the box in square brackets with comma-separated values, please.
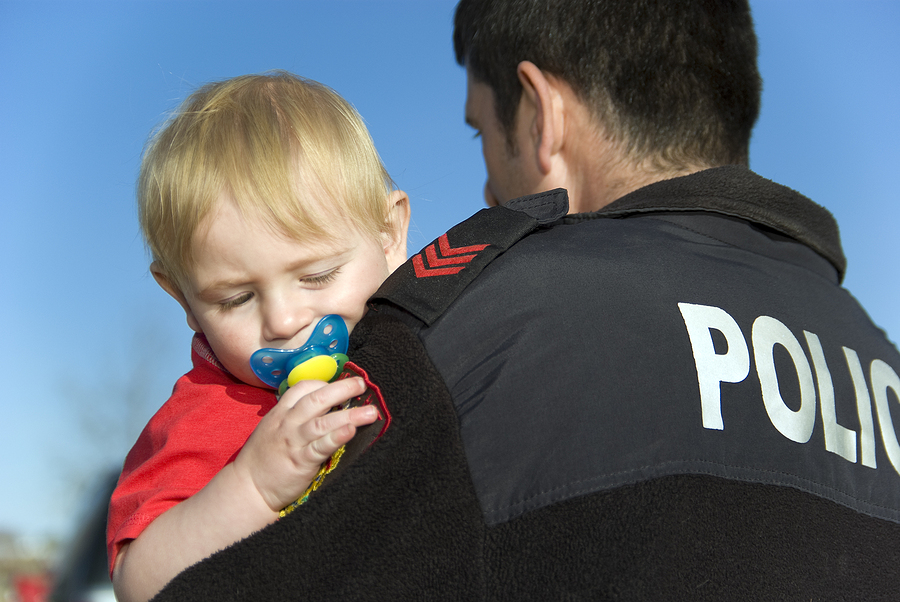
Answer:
[371, 188, 568, 326]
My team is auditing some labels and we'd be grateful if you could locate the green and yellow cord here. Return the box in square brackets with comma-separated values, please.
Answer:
[279, 444, 346, 517]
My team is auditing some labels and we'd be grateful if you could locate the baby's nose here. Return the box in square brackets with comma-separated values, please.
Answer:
[262, 301, 314, 344]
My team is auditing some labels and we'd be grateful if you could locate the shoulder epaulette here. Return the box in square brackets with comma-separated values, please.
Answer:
[370, 188, 568, 326]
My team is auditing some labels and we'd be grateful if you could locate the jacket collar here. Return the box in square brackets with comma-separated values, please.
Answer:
[568, 165, 846, 280]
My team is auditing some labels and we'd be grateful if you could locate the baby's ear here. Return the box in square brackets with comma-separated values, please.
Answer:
[150, 262, 203, 334]
[382, 189, 411, 272]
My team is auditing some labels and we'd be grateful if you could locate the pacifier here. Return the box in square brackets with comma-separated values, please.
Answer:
[250, 314, 349, 396]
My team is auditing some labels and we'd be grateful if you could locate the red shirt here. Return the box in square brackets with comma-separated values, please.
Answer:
[106, 335, 277, 575]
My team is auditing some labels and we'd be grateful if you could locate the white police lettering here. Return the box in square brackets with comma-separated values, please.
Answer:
[677, 303, 750, 430]
[871, 360, 900, 474]
[805, 332, 856, 462]
[845, 347, 877, 468]
[752, 316, 816, 443]
[678, 302, 900, 475]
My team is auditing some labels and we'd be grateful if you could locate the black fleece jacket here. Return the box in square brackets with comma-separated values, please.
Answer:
[154, 167, 900, 601]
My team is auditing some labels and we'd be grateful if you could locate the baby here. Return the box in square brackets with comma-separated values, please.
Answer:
[107, 72, 410, 602]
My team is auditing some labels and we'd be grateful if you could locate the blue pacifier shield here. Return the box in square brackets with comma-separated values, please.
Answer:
[249, 315, 349, 388]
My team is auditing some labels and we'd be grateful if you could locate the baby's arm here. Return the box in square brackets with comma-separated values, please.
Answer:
[112, 376, 376, 602]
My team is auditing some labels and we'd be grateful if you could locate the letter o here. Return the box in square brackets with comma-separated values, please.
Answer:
[752, 316, 816, 443]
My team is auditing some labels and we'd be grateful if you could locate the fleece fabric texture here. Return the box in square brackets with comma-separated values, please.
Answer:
[481, 475, 900, 600]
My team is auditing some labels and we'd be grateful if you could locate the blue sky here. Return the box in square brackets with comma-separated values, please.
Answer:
[1, 1, 898, 542]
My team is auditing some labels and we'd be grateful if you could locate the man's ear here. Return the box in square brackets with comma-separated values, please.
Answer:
[516, 60, 565, 175]
[150, 262, 203, 333]
[382, 189, 411, 272]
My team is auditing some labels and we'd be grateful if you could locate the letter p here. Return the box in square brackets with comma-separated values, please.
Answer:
[678, 303, 751, 430]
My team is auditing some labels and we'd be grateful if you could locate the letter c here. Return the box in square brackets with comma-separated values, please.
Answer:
[871, 359, 900, 476]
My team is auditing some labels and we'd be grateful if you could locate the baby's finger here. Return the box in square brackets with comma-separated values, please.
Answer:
[326, 404, 380, 430]
[298, 405, 377, 458]
[286, 377, 368, 420]
[302, 404, 377, 440]
[302, 412, 373, 463]
[276, 379, 328, 408]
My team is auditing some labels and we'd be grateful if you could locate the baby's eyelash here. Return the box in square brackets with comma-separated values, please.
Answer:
[219, 292, 253, 310]
[302, 268, 340, 285]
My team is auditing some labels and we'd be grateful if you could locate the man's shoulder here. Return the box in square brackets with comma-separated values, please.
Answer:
[371, 189, 569, 327]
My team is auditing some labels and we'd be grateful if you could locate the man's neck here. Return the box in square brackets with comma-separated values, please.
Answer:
[546, 85, 710, 213]
[565, 138, 708, 213]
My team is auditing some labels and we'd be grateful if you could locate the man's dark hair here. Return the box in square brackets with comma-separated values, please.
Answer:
[454, 0, 762, 168]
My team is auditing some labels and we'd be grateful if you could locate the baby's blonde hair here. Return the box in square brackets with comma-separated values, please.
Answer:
[138, 71, 394, 292]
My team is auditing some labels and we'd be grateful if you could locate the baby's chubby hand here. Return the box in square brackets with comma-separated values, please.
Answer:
[232, 377, 377, 514]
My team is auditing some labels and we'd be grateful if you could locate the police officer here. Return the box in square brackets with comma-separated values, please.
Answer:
[155, 1, 900, 599]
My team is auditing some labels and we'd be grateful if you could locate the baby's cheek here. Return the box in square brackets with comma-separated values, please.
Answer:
[342, 305, 371, 335]
[207, 338, 259, 386]
[227, 358, 269, 389]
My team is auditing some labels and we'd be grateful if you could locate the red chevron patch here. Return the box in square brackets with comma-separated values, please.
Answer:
[438, 233, 489, 256]
[412, 234, 490, 278]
